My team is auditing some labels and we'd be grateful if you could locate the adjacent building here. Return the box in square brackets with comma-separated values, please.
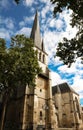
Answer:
[52, 83, 83, 129]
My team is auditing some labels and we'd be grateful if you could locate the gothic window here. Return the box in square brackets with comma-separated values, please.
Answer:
[75, 97, 81, 119]
[40, 89, 42, 92]
[39, 52, 41, 61]
[43, 54, 45, 63]
[40, 111, 42, 120]
[40, 111, 42, 117]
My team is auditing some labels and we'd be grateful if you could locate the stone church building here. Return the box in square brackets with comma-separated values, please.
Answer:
[0, 11, 83, 130]
[52, 83, 83, 129]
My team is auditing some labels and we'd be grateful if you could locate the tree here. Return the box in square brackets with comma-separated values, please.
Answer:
[0, 35, 41, 130]
[51, 0, 83, 67]
[0, 34, 41, 89]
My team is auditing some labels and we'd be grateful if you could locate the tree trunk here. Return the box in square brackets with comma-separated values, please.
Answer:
[0, 97, 8, 130]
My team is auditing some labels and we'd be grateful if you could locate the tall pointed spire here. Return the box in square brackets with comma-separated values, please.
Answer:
[30, 10, 41, 49]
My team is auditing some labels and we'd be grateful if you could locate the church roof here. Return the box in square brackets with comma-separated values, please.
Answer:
[52, 82, 79, 95]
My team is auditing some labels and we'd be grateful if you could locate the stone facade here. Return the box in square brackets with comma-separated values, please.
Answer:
[0, 11, 83, 130]
[81, 106, 83, 128]
[52, 83, 83, 130]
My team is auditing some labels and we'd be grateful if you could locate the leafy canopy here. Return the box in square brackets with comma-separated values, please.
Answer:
[0, 35, 41, 94]
[51, 0, 83, 67]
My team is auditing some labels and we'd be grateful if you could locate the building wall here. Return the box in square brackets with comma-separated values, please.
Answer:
[81, 106, 83, 128]
[12, 44, 57, 130]
[53, 91, 83, 129]
[72, 93, 82, 128]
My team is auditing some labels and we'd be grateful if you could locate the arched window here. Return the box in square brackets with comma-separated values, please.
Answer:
[39, 52, 41, 61]
[75, 97, 81, 119]
[40, 111, 42, 117]
[40, 111, 42, 120]
[43, 54, 45, 63]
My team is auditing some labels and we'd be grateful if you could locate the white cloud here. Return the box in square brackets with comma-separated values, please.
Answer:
[0, 16, 15, 30]
[0, 28, 11, 40]
[41, 5, 50, 19]
[19, 21, 25, 27]
[49, 19, 64, 29]
[39, 0, 50, 4]
[51, 71, 66, 86]
[58, 58, 83, 75]
[0, 16, 15, 40]
[41, 9, 78, 61]
[24, 16, 34, 23]
[58, 64, 76, 74]
[23, 0, 36, 7]
[56, 19, 63, 27]
[71, 76, 83, 93]
[19, 16, 34, 27]
[59, 9, 78, 39]
[40, 0, 53, 20]
[16, 27, 31, 37]
[79, 92, 83, 101]
[5, 18, 14, 29]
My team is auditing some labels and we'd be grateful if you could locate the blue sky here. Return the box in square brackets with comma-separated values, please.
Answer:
[0, 0, 83, 105]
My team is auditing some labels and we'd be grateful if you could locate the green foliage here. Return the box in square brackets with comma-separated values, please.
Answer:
[51, 0, 83, 66]
[51, 0, 83, 24]
[56, 36, 83, 67]
[0, 35, 41, 93]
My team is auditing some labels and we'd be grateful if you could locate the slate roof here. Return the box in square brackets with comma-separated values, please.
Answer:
[52, 82, 79, 95]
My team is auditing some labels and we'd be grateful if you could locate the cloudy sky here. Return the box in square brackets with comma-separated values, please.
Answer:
[0, 0, 83, 105]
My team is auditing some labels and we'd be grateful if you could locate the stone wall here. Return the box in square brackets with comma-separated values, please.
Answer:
[56, 128, 76, 130]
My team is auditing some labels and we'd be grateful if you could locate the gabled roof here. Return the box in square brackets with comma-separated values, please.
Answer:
[52, 82, 79, 95]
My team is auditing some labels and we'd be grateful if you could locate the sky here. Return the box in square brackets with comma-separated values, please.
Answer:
[0, 0, 83, 105]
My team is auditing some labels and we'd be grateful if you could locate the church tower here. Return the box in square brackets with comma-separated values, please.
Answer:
[1, 11, 57, 130]
[22, 11, 57, 130]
